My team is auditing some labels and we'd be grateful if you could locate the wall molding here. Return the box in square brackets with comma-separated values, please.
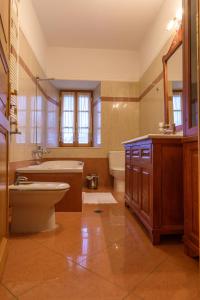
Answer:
[11, 45, 59, 106]
[101, 96, 140, 102]
[139, 72, 163, 100]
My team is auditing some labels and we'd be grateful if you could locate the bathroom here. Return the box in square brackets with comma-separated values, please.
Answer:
[0, 0, 199, 299]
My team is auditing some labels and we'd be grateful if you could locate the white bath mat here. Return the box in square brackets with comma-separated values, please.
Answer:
[83, 192, 117, 204]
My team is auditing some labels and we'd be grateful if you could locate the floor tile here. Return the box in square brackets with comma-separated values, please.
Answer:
[133, 259, 199, 300]
[79, 234, 168, 292]
[2, 239, 72, 296]
[19, 263, 127, 300]
[0, 285, 16, 299]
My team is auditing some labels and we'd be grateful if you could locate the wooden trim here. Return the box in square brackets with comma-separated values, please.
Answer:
[101, 96, 139, 102]
[162, 26, 183, 124]
[0, 238, 8, 279]
[183, 0, 198, 136]
[139, 72, 163, 100]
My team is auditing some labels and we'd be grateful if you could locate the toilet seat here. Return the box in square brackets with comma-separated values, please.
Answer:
[9, 182, 70, 191]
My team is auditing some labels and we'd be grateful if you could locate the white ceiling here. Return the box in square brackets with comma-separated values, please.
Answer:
[31, 0, 165, 50]
[52, 80, 100, 91]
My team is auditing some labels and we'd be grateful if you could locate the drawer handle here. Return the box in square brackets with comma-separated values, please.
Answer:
[132, 150, 140, 157]
[141, 149, 151, 157]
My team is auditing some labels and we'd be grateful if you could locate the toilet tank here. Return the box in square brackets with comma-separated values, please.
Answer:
[108, 151, 125, 170]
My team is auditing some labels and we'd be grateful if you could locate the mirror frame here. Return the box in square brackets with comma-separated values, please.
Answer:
[162, 26, 183, 130]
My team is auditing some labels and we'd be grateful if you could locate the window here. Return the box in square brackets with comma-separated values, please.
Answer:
[172, 90, 183, 126]
[60, 91, 92, 146]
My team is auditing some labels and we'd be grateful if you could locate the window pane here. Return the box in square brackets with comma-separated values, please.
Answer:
[16, 128, 26, 144]
[173, 95, 181, 110]
[62, 128, 74, 144]
[78, 128, 89, 144]
[37, 96, 43, 110]
[36, 111, 42, 126]
[78, 95, 89, 111]
[174, 111, 182, 126]
[63, 95, 74, 111]
[47, 130, 57, 145]
[31, 128, 36, 144]
[36, 128, 42, 144]
[78, 111, 89, 127]
[48, 111, 56, 127]
[63, 111, 74, 127]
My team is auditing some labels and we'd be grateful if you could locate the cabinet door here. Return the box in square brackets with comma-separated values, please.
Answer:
[125, 164, 132, 204]
[131, 166, 140, 211]
[184, 141, 199, 256]
[183, 0, 198, 136]
[140, 168, 152, 224]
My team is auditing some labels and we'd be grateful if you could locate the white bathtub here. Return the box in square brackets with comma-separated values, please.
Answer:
[16, 160, 84, 173]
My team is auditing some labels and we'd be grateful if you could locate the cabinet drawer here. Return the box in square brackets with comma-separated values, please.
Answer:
[132, 148, 140, 158]
[141, 146, 151, 161]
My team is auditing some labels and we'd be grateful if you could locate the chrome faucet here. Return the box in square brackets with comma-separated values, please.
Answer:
[32, 145, 50, 160]
[15, 176, 28, 185]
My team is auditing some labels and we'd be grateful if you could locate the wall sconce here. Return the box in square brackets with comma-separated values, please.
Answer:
[166, 8, 183, 31]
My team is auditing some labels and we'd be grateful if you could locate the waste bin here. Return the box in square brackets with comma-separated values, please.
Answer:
[86, 174, 99, 189]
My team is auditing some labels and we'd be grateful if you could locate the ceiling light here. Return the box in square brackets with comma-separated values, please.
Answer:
[176, 7, 183, 21]
[166, 19, 175, 31]
[166, 8, 183, 31]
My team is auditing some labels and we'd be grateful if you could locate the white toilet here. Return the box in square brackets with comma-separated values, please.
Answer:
[109, 151, 125, 192]
[9, 182, 70, 233]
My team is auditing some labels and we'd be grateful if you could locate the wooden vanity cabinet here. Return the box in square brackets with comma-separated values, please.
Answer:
[124, 138, 183, 245]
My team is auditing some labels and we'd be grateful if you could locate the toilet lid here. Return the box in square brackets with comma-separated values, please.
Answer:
[9, 182, 70, 191]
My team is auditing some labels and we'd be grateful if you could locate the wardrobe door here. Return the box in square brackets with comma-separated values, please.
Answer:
[0, 0, 10, 274]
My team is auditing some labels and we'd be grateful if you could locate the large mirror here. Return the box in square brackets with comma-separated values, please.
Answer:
[163, 28, 183, 130]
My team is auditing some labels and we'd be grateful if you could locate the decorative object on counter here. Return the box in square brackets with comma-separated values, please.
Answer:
[158, 122, 176, 134]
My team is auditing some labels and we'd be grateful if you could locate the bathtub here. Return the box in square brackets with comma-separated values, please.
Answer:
[16, 160, 84, 173]
[16, 160, 84, 212]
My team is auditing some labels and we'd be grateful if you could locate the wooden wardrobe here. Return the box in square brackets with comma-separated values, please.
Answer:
[183, 0, 199, 257]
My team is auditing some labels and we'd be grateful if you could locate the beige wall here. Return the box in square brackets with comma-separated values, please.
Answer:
[10, 30, 59, 163]
[139, 37, 173, 135]
[46, 47, 140, 82]
[139, 0, 182, 76]
[45, 81, 140, 159]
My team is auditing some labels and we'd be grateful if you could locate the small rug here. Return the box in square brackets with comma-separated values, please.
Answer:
[83, 192, 117, 204]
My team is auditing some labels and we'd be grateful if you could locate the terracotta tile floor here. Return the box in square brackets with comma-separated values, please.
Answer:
[1, 190, 199, 300]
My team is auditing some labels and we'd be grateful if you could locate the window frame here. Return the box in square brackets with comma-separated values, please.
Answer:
[172, 89, 183, 131]
[59, 90, 93, 147]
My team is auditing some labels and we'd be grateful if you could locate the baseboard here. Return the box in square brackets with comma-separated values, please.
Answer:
[0, 237, 8, 279]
